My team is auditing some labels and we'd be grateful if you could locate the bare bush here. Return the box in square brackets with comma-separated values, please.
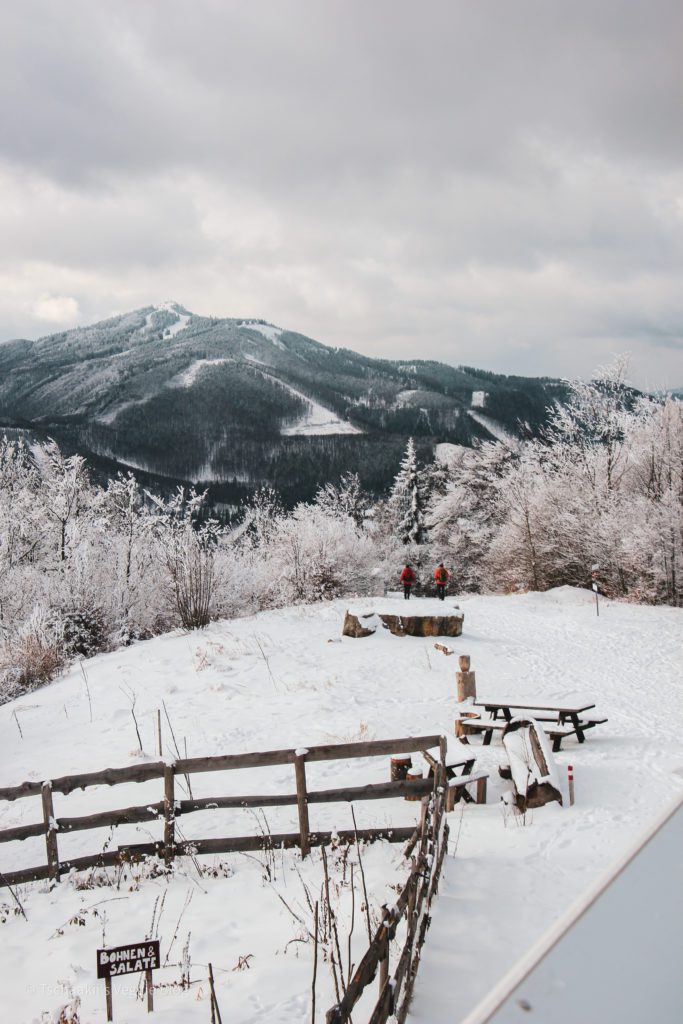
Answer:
[0, 605, 65, 702]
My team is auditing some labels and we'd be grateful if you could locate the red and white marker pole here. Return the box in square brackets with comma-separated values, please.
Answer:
[567, 764, 575, 806]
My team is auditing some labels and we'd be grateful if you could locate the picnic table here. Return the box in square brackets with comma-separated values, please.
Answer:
[457, 699, 607, 751]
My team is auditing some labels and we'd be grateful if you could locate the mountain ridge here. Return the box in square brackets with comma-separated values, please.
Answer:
[0, 303, 566, 503]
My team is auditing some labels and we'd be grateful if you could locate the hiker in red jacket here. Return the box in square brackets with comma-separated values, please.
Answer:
[400, 564, 415, 600]
[434, 562, 449, 600]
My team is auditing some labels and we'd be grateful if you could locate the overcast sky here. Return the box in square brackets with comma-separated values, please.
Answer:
[1, 1, 682, 388]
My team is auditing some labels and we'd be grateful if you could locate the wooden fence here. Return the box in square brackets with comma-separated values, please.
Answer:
[0, 733, 446, 888]
[326, 754, 450, 1023]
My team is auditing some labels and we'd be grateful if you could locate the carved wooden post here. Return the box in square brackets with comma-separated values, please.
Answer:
[294, 752, 310, 857]
[41, 781, 60, 881]
[163, 763, 175, 864]
[456, 654, 476, 702]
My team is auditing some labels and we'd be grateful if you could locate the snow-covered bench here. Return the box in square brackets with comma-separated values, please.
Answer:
[455, 715, 600, 752]
[460, 699, 608, 751]
[422, 742, 488, 807]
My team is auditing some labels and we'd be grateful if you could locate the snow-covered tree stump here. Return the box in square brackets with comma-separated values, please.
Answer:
[343, 601, 464, 639]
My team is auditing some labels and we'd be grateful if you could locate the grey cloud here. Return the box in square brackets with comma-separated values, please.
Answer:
[0, 0, 682, 387]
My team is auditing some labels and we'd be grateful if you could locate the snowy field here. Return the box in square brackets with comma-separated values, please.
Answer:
[0, 589, 682, 1022]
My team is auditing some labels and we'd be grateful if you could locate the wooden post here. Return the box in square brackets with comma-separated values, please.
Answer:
[41, 781, 60, 881]
[438, 736, 447, 779]
[146, 967, 154, 1012]
[476, 776, 487, 804]
[294, 752, 311, 857]
[163, 763, 175, 864]
[379, 929, 389, 997]
[446, 783, 456, 813]
[390, 755, 412, 781]
[456, 654, 476, 702]
[157, 709, 163, 756]
[405, 767, 423, 801]
[105, 976, 113, 1021]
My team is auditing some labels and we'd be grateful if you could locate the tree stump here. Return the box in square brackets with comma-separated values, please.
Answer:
[456, 654, 476, 701]
[405, 766, 423, 800]
[390, 755, 413, 781]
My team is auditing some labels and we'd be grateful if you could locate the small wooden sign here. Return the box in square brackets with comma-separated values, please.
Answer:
[97, 940, 160, 1020]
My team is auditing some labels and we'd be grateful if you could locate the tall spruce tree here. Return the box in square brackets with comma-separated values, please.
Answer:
[388, 438, 427, 545]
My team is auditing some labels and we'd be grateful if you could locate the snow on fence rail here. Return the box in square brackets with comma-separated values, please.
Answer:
[326, 759, 450, 1024]
[0, 733, 445, 888]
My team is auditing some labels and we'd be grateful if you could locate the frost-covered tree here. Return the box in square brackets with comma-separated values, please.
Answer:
[148, 488, 223, 629]
[427, 442, 514, 590]
[315, 472, 370, 529]
[544, 356, 638, 495]
[387, 438, 427, 545]
[33, 439, 91, 564]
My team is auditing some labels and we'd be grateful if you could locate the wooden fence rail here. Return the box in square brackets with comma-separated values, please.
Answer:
[326, 741, 450, 1023]
[0, 733, 444, 888]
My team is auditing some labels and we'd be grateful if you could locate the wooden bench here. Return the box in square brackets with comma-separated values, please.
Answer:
[455, 717, 604, 752]
[446, 770, 488, 810]
[422, 745, 488, 807]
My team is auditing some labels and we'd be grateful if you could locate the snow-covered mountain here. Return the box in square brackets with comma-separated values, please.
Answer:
[0, 303, 565, 501]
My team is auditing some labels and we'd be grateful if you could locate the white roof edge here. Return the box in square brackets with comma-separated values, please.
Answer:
[458, 790, 683, 1024]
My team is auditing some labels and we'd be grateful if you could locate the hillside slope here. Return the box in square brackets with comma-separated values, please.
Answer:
[0, 303, 565, 501]
[0, 590, 680, 1021]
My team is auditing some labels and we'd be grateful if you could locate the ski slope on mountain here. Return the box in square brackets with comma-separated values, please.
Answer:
[0, 589, 681, 1022]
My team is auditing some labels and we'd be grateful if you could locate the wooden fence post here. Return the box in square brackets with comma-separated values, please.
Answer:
[41, 782, 60, 881]
[379, 925, 389, 1002]
[163, 763, 175, 864]
[294, 752, 310, 857]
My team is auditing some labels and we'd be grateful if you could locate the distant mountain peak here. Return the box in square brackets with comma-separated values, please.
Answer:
[152, 300, 191, 315]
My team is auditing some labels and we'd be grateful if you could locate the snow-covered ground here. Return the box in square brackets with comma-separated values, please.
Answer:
[278, 380, 362, 436]
[467, 409, 519, 447]
[239, 322, 287, 348]
[1, 590, 681, 1022]
[166, 358, 233, 388]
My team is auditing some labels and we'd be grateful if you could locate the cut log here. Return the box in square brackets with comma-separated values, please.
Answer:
[342, 611, 380, 638]
[343, 610, 464, 639]
[502, 718, 563, 813]
[390, 756, 413, 782]
[434, 643, 454, 656]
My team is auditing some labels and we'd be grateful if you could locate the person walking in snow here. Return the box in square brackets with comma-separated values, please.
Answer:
[400, 563, 416, 599]
[434, 562, 449, 600]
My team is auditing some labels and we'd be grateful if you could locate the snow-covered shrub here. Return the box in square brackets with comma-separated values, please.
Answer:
[150, 488, 222, 630]
[59, 608, 109, 658]
[0, 605, 65, 702]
